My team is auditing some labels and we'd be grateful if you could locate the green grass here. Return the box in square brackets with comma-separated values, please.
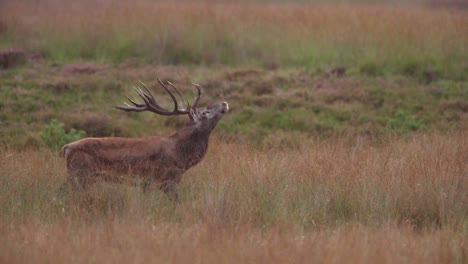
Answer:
[0, 63, 466, 148]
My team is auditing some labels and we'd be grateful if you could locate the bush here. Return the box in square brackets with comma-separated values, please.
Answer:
[386, 109, 424, 133]
[400, 61, 420, 77]
[40, 119, 86, 150]
[0, 48, 26, 69]
[360, 62, 383, 76]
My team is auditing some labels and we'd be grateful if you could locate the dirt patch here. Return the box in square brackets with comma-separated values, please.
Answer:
[250, 81, 274, 96]
[315, 77, 363, 91]
[326, 66, 347, 78]
[64, 113, 125, 137]
[221, 69, 265, 81]
[62, 63, 108, 75]
[442, 100, 468, 113]
[43, 80, 71, 94]
[0, 48, 26, 69]
[314, 78, 369, 105]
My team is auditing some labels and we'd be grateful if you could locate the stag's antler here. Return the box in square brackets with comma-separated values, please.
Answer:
[116, 78, 202, 115]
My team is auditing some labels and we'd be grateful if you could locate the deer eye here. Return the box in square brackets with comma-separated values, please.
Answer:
[201, 110, 210, 116]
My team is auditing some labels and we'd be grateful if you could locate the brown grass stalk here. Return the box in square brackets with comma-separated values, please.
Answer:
[1, 222, 465, 264]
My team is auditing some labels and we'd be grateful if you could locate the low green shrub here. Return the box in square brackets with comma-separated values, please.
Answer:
[40, 119, 86, 150]
[386, 109, 424, 133]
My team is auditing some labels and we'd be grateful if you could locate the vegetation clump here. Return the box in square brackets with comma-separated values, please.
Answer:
[40, 119, 86, 150]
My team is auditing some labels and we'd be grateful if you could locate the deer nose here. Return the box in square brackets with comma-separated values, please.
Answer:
[222, 102, 229, 111]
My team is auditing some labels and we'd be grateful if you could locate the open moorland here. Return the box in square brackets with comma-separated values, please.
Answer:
[0, 0, 467, 263]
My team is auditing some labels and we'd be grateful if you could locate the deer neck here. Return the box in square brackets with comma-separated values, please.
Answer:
[172, 125, 211, 169]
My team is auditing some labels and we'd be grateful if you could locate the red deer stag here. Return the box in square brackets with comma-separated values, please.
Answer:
[61, 79, 229, 201]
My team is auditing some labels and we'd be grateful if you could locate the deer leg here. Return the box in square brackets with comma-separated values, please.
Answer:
[159, 181, 179, 203]
[140, 179, 153, 193]
[63, 169, 95, 191]
[64, 151, 97, 191]
[55, 181, 71, 198]
[54, 174, 87, 199]
[141, 180, 179, 202]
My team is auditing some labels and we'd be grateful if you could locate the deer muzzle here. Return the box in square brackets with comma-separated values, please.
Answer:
[221, 102, 229, 113]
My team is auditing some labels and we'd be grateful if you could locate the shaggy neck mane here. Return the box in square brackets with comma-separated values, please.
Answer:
[172, 124, 211, 169]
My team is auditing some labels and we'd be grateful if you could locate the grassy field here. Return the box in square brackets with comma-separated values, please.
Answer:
[1, 133, 466, 263]
[0, 0, 467, 263]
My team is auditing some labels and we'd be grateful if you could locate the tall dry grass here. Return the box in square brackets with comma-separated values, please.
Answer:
[1, 0, 466, 76]
[1, 222, 465, 264]
[0, 132, 466, 262]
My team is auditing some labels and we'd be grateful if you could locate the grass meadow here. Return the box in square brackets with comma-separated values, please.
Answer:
[1, 133, 467, 263]
[0, 0, 467, 263]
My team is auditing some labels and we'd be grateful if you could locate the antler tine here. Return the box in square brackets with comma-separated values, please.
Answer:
[134, 87, 149, 105]
[137, 82, 159, 106]
[115, 101, 137, 112]
[115, 85, 147, 112]
[126, 95, 145, 108]
[116, 79, 196, 115]
[191, 83, 203, 108]
[166, 81, 187, 110]
[116, 84, 161, 113]
[157, 78, 181, 112]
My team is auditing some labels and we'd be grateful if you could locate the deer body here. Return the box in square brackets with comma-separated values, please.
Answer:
[62, 79, 228, 201]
